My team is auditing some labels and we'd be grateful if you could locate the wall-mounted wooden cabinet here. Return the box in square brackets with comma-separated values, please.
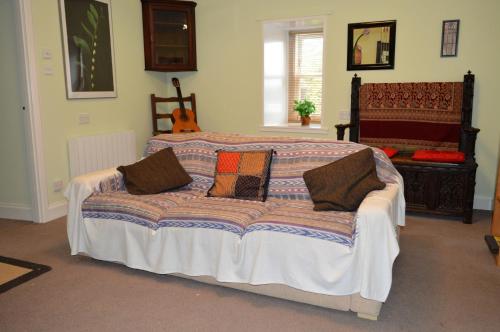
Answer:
[141, 0, 197, 72]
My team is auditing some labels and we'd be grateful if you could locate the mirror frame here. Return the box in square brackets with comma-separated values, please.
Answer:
[347, 20, 396, 71]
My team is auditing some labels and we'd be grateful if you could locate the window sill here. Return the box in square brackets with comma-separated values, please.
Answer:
[260, 124, 329, 134]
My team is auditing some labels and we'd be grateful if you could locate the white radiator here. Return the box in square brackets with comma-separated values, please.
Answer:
[68, 130, 137, 178]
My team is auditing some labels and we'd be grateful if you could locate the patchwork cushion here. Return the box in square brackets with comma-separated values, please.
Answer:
[207, 150, 273, 201]
[117, 147, 192, 195]
[303, 148, 386, 211]
[412, 150, 465, 163]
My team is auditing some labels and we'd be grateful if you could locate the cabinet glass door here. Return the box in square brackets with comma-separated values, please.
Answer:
[153, 10, 190, 66]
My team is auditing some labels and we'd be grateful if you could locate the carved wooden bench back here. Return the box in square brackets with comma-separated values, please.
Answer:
[345, 72, 476, 157]
[359, 82, 463, 151]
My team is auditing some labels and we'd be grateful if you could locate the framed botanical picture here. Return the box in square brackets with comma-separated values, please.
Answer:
[59, 0, 116, 99]
[347, 20, 396, 71]
[441, 20, 460, 57]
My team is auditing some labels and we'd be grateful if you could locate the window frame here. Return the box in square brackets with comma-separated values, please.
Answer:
[261, 16, 327, 131]
[287, 29, 324, 124]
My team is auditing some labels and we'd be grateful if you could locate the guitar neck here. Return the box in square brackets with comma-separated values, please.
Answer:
[175, 86, 186, 112]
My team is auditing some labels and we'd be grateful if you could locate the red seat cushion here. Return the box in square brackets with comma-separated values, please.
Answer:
[412, 150, 465, 163]
[381, 147, 398, 158]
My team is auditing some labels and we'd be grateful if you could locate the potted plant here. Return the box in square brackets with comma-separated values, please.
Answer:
[294, 99, 316, 126]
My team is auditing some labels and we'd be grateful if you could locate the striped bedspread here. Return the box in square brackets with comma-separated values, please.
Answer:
[145, 132, 399, 200]
[82, 132, 399, 247]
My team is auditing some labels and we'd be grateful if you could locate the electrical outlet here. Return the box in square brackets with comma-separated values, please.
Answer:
[338, 110, 350, 121]
[43, 66, 53, 75]
[53, 179, 64, 192]
[79, 113, 90, 124]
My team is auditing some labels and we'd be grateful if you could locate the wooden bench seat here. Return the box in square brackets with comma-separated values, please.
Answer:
[336, 72, 479, 223]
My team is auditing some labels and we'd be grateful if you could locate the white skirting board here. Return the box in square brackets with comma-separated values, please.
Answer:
[46, 201, 68, 222]
[0, 202, 32, 221]
[474, 195, 493, 211]
[0, 201, 67, 222]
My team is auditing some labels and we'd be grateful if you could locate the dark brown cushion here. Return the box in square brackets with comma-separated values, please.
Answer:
[303, 148, 386, 211]
[117, 147, 192, 195]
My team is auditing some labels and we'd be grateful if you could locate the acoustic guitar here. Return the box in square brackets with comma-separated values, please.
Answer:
[171, 78, 201, 133]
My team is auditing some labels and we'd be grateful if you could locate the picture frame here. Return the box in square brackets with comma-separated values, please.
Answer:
[347, 20, 396, 71]
[441, 19, 460, 57]
[59, 0, 117, 99]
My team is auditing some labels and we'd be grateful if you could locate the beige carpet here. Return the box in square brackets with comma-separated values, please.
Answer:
[0, 212, 499, 331]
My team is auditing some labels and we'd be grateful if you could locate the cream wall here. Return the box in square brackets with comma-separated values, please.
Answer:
[170, 0, 500, 208]
[0, 0, 31, 206]
[20, 0, 500, 208]
[30, 0, 168, 204]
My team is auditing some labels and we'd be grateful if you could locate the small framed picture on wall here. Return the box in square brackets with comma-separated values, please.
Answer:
[441, 19, 460, 57]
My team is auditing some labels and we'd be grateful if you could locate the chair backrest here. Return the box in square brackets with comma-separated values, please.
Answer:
[349, 72, 475, 152]
[150, 93, 197, 135]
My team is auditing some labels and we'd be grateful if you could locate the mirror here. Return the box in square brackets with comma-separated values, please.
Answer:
[347, 20, 396, 71]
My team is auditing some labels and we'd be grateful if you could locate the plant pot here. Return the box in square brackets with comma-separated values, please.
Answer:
[300, 116, 311, 126]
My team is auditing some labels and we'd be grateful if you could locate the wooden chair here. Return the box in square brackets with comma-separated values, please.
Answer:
[336, 72, 480, 223]
[150, 93, 198, 135]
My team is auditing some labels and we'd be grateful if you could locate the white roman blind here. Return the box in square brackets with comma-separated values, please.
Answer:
[288, 30, 324, 123]
[263, 26, 287, 126]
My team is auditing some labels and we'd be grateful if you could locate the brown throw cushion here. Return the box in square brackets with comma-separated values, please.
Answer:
[303, 148, 386, 211]
[207, 150, 273, 201]
[117, 147, 192, 195]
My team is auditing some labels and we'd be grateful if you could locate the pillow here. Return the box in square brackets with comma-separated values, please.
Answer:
[207, 150, 273, 201]
[303, 148, 386, 211]
[117, 147, 192, 195]
[381, 147, 398, 158]
[412, 150, 465, 163]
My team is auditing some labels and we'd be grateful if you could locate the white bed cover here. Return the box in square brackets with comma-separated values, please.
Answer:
[65, 168, 405, 303]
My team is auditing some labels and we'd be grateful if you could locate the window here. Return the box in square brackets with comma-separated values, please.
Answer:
[288, 31, 323, 123]
[263, 18, 325, 128]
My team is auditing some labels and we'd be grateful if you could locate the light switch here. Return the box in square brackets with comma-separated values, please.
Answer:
[79, 113, 90, 124]
[42, 49, 52, 59]
[338, 110, 350, 121]
[53, 179, 64, 192]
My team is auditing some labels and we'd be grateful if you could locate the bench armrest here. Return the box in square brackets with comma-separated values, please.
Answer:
[461, 126, 480, 159]
[335, 123, 355, 140]
[463, 126, 480, 134]
[64, 168, 123, 198]
[64, 168, 123, 255]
